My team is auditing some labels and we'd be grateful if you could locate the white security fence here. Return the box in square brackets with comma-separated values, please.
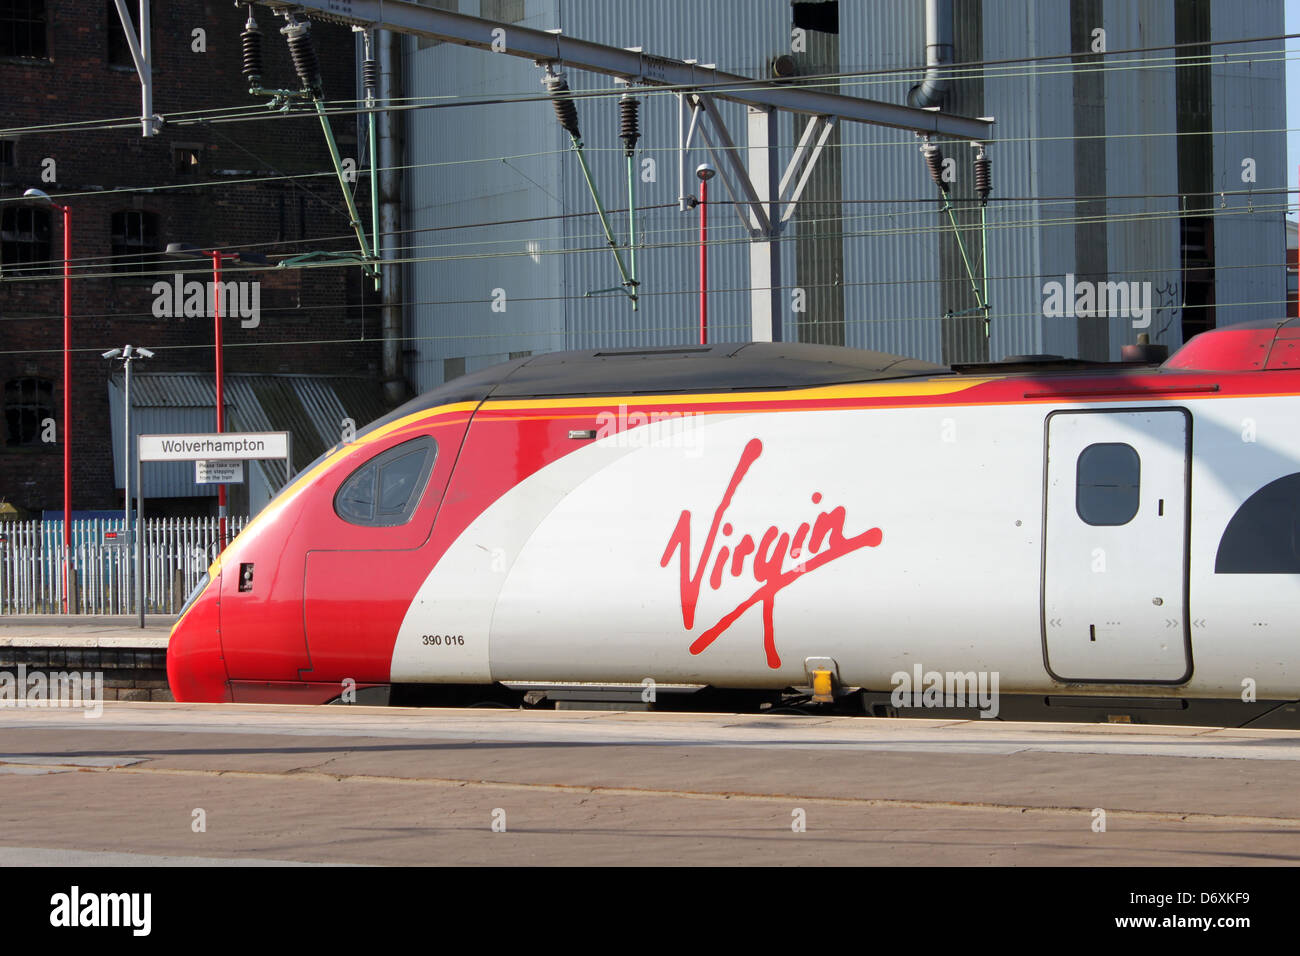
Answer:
[0, 517, 247, 615]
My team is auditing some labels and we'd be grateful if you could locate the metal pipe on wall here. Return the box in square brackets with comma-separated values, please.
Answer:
[378, 28, 406, 406]
[908, 0, 954, 109]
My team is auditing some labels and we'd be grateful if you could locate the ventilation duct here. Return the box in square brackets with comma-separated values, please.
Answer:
[908, 0, 954, 109]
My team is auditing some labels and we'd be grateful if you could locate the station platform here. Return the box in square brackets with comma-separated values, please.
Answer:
[0, 615, 174, 701]
[0, 703, 1295, 865]
[0, 615, 173, 647]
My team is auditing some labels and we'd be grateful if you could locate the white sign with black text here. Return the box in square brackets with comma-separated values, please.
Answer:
[138, 432, 289, 462]
[195, 460, 245, 484]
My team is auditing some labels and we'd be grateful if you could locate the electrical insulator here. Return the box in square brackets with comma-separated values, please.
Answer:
[543, 72, 582, 141]
[240, 8, 263, 87]
[619, 94, 641, 157]
[281, 18, 322, 96]
[362, 58, 378, 100]
[921, 140, 948, 195]
[974, 147, 992, 206]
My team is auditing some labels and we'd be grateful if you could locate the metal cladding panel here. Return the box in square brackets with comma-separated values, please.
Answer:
[107, 382, 219, 499]
[555, 79, 765, 349]
[397, 0, 1282, 376]
[982, 0, 1074, 360]
[404, 4, 567, 391]
[1211, 2, 1287, 327]
[1102, 0, 1182, 356]
[837, 0, 942, 360]
[550, 0, 791, 350]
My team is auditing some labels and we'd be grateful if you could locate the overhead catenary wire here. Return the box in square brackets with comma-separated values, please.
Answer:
[4, 288, 1288, 360]
[3, 31, 1300, 140]
[1, 26, 1296, 363]
[2, 197, 1289, 317]
[0, 188, 1290, 282]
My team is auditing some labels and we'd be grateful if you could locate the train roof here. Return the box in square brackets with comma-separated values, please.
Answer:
[379, 342, 950, 423]
[364, 320, 1300, 439]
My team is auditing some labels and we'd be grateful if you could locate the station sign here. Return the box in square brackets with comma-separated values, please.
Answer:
[195, 460, 245, 484]
[138, 432, 290, 462]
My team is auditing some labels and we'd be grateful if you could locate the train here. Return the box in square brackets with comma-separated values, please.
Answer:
[166, 319, 1300, 725]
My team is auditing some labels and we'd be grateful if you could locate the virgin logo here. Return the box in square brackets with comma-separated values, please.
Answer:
[661, 437, 882, 669]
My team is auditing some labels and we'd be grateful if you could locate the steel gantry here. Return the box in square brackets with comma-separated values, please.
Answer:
[250, 0, 994, 341]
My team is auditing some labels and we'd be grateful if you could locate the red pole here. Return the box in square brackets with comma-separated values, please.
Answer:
[213, 251, 227, 552]
[699, 179, 708, 345]
[61, 204, 71, 614]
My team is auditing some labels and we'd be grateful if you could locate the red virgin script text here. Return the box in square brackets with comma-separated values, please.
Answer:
[661, 437, 883, 669]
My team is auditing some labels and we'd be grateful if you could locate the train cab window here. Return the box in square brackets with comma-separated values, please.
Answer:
[1215, 473, 1300, 573]
[334, 436, 437, 527]
[1076, 442, 1140, 526]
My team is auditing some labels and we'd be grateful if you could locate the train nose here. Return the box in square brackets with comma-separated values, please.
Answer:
[166, 572, 231, 703]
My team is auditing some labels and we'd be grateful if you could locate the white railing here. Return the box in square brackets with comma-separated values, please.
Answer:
[0, 517, 247, 615]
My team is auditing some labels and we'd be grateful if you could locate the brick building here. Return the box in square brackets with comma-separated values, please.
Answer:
[0, 1, 386, 517]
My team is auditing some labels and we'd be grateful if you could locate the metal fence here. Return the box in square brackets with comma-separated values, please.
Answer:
[0, 517, 248, 615]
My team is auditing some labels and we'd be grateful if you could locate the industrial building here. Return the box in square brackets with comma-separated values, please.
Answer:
[0, 2, 383, 517]
[393, 0, 1286, 390]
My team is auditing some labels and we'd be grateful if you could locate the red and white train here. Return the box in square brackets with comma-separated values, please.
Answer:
[167, 319, 1300, 722]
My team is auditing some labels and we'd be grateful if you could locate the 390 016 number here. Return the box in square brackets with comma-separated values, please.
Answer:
[422, 634, 466, 646]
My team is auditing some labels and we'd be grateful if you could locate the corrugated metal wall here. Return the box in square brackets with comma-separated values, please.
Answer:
[551, 0, 788, 349]
[1101, 0, 1182, 354]
[1211, 0, 1287, 328]
[405, 0, 567, 394]
[838, 0, 942, 360]
[399, 0, 1285, 384]
[107, 374, 387, 501]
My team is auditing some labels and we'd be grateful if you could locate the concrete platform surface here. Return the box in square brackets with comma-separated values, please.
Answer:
[0, 614, 172, 647]
[0, 703, 1296, 865]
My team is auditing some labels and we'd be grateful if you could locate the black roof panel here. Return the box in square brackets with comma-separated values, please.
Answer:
[492, 342, 948, 397]
[356, 343, 950, 441]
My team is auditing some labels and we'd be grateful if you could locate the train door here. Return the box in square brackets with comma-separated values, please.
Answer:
[300, 420, 468, 685]
[1041, 408, 1191, 683]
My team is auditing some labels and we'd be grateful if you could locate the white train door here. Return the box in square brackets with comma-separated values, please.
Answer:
[1042, 408, 1191, 683]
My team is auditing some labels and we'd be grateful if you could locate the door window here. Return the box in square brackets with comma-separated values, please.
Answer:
[1076, 442, 1140, 526]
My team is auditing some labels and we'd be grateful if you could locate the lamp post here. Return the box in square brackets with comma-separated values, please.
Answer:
[165, 243, 267, 552]
[23, 188, 73, 613]
[103, 345, 153, 624]
[694, 164, 716, 346]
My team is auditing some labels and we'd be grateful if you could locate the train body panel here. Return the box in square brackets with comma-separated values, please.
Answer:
[166, 328, 1300, 706]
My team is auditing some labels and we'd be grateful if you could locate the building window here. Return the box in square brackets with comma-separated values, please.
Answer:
[415, 0, 456, 50]
[481, 0, 524, 23]
[0, 0, 47, 59]
[107, 0, 151, 68]
[0, 140, 13, 167]
[0, 205, 51, 274]
[109, 210, 158, 276]
[792, 1, 839, 34]
[4, 377, 53, 446]
[334, 437, 437, 527]
[172, 146, 201, 177]
[1215, 473, 1300, 573]
[1075, 443, 1140, 526]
